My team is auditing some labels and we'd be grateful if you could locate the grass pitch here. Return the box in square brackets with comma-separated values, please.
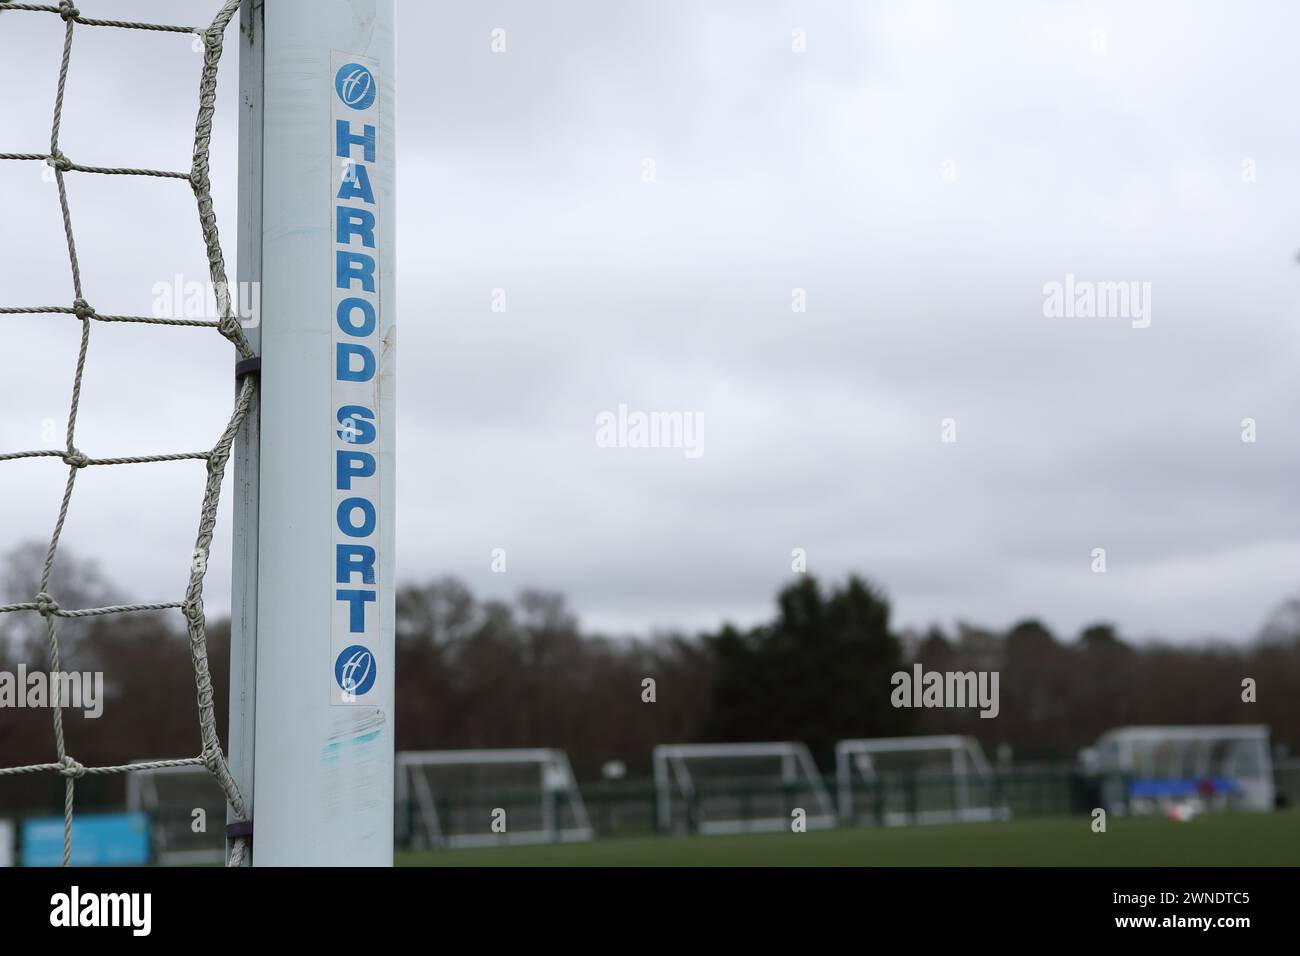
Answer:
[398, 811, 1300, 866]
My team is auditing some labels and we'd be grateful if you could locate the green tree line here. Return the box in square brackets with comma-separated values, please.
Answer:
[1, 543, 1296, 812]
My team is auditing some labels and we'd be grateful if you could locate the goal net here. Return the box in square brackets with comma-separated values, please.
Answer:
[1085, 725, 1275, 815]
[0, 0, 397, 867]
[396, 750, 594, 849]
[835, 736, 1004, 826]
[653, 742, 835, 835]
[0, 0, 253, 867]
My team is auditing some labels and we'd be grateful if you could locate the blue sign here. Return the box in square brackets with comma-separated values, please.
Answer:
[335, 644, 377, 696]
[330, 50, 384, 706]
[22, 812, 150, 867]
[1129, 776, 1240, 799]
[334, 63, 377, 109]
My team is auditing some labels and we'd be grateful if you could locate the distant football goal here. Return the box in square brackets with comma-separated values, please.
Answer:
[396, 749, 593, 849]
[653, 742, 835, 835]
[1085, 725, 1275, 814]
[125, 762, 227, 866]
[835, 736, 1006, 826]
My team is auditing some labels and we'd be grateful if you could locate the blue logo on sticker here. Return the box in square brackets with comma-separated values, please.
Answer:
[335, 63, 376, 110]
[335, 645, 377, 696]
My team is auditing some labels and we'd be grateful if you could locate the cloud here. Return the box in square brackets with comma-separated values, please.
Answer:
[3, 0, 1297, 644]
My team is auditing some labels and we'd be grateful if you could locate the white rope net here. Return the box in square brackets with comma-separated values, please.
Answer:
[0, 0, 252, 866]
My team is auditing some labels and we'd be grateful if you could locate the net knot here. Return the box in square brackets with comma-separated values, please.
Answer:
[47, 150, 73, 173]
[61, 448, 89, 469]
[200, 746, 223, 775]
[57, 1, 80, 22]
[34, 592, 60, 616]
[217, 314, 244, 341]
[71, 297, 94, 321]
[58, 756, 86, 779]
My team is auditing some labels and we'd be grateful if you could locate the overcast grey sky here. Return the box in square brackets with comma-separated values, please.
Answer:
[3, 0, 1298, 643]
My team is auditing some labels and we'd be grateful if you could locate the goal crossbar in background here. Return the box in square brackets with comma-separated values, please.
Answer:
[0, 0, 253, 868]
[834, 735, 1004, 826]
[397, 750, 594, 849]
[126, 762, 228, 866]
[653, 742, 836, 835]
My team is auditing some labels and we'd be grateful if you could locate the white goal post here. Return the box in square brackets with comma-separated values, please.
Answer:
[835, 736, 1005, 826]
[396, 750, 594, 849]
[653, 742, 836, 835]
[227, 0, 397, 865]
